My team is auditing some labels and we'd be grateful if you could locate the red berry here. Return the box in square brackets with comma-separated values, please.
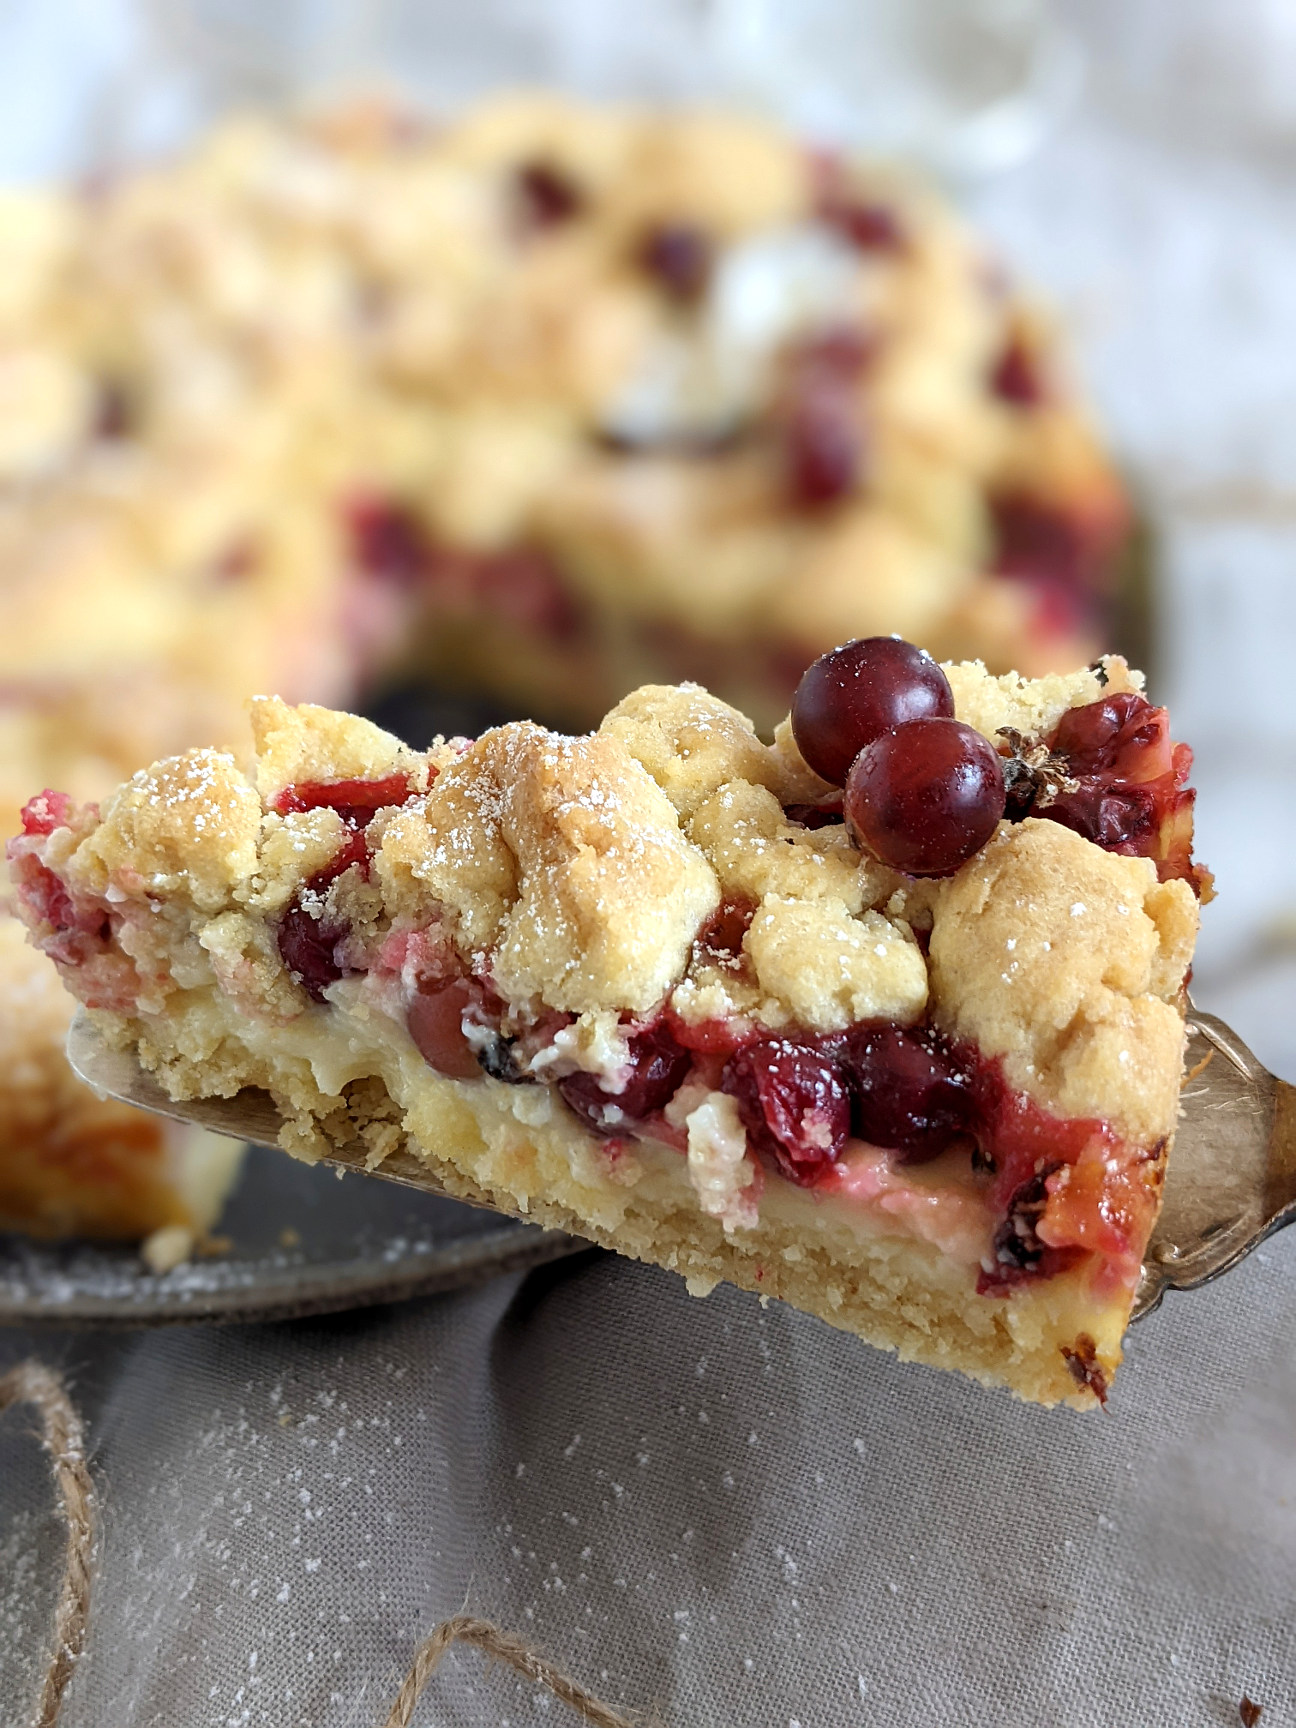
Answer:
[345, 497, 428, 587]
[990, 334, 1045, 406]
[277, 901, 349, 1002]
[784, 383, 860, 509]
[408, 978, 482, 1080]
[1050, 692, 1167, 780]
[93, 377, 133, 439]
[1041, 782, 1159, 854]
[640, 224, 712, 301]
[721, 1038, 850, 1185]
[990, 492, 1119, 601]
[272, 773, 416, 825]
[845, 717, 1005, 876]
[840, 1023, 974, 1163]
[475, 548, 582, 641]
[515, 161, 583, 230]
[559, 1021, 692, 1135]
[276, 832, 368, 1000]
[19, 790, 75, 838]
[792, 637, 954, 786]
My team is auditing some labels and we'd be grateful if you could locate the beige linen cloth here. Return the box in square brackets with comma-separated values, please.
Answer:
[2, 1234, 1294, 1727]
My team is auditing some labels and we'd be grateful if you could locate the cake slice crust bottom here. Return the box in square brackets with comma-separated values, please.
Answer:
[105, 998, 1139, 1409]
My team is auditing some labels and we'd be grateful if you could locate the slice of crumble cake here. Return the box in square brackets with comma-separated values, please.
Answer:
[9, 645, 1204, 1403]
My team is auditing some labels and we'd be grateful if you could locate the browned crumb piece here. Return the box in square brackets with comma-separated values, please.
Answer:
[1061, 1334, 1109, 1407]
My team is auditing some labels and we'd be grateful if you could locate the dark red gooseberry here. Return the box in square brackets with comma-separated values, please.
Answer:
[515, 161, 583, 230]
[92, 377, 133, 439]
[277, 901, 349, 1003]
[640, 224, 712, 301]
[275, 831, 369, 1001]
[783, 383, 861, 509]
[1050, 692, 1168, 781]
[721, 1038, 850, 1185]
[991, 492, 1119, 601]
[990, 334, 1045, 406]
[475, 548, 582, 640]
[980, 1165, 1064, 1291]
[15, 857, 78, 937]
[845, 717, 1005, 877]
[559, 1021, 692, 1135]
[792, 326, 876, 383]
[345, 497, 429, 587]
[820, 195, 904, 252]
[792, 636, 955, 786]
[692, 897, 757, 968]
[407, 978, 482, 1080]
[1044, 782, 1160, 854]
[839, 1023, 975, 1164]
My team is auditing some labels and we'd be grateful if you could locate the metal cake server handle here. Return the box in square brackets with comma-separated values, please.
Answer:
[1131, 1004, 1296, 1319]
[65, 1005, 1296, 1321]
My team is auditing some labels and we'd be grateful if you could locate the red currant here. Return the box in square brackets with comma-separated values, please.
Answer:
[845, 717, 1005, 876]
[791, 637, 954, 786]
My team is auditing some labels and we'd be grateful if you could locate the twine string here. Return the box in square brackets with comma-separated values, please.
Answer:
[0, 1362, 95, 1728]
[3, 1359, 646, 1728]
[378, 1613, 641, 1728]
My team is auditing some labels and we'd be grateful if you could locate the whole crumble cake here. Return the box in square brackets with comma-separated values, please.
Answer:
[11, 645, 1205, 1403]
[0, 93, 1126, 739]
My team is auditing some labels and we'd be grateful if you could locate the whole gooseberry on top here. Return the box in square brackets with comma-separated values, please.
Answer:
[791, 637, 954, 786]
[845, 717, 1006, 877]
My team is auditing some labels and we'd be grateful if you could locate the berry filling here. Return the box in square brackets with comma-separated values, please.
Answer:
[559, 1022, 693, 1134]
[514, 160, 584, 231]
[839, 1023, 974, 1165]
[639, 224, 713, 302]
[10, 794, 135, 1005]
[779, 330, 872, 511]
[493, 999, 1153, 1295]
[272, 773, 417, 823]
[274, 774, 422, 1000]
[692, 896, 758, 970]
[721, 1037, 850, 1184]
[812, 156, 906, 253]
[275, 833, 370, 1002]
[1014, 691, 1201, 889]
[344, 499, 582, 642]
[990, 334, 1045, 407]
[19, 790, 76, 839]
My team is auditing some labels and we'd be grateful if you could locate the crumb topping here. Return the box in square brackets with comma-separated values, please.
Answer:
[14, 656, 1197, 1159]
[931, 818, 1195, 1142]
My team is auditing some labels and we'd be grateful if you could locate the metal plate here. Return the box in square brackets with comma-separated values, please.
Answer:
[0, 1147, 586, 1328]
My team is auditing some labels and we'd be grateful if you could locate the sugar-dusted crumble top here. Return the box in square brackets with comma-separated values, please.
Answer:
[12, 656, 1197, 1155]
